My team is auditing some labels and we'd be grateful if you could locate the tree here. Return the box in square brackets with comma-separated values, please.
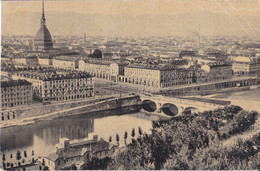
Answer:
[131, 128, 135, 139]
[116, 134, 120, 146]
[124, 132, 128, 145]
[43, 166, 49, 170]
[81, 157, 111, 170]
[2, 162, 6, 170]
[24, 151, 27, 158]
[109, 136, 112, 143]
[2, 153, 5, 162]
[138, 127, 143, 136]
[70, 164, 77, 170]
[16, 151, 21, 161]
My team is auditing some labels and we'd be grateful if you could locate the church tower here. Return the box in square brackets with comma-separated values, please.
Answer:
[34, 0, 53, 50]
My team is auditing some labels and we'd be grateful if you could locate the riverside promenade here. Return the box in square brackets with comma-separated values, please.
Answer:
[0, 93, 140, 128]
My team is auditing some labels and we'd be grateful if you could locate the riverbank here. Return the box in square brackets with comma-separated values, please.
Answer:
[0, 94, 141, 128]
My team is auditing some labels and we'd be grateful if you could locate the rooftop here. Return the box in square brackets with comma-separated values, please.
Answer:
[44, 153, 59, 162]
[126, 63, 191, 71]
[1, 79, 32, 88]
[14, 69, 92, 81]
[84, 59, 114, 65]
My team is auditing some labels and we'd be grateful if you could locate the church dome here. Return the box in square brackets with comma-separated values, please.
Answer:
[34, 25, 53, 50]
[34, 0, 53, 51]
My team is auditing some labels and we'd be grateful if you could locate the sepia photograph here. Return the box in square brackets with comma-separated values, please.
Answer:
[0, 0, 260, 170]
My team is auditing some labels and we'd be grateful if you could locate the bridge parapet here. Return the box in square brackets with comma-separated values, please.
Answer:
[141, 95, 224, 108]
[139, 94, 226, 116]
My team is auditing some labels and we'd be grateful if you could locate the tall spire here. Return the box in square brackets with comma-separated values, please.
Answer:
[41, 0, 46, 25]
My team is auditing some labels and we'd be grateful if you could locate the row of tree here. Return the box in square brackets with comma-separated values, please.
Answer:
[108, 127, 143, 145]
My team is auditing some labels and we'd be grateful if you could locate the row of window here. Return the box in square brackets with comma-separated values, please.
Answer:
[1, 92, 31, 98]
[43, 93, 93, 101]
[2, 100, 31, 107]
[1, 88, 31, 93]
[1, 114, 16, 121]
[44, 88, 93, 93]
[44, 83, 90, 89]
[45, 78, 89, 85]
[2, 97, 31, 102]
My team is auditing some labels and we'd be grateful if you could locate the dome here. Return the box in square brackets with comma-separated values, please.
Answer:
[34, 0, 53, 51]
[93, 49, 102, 59]
[34, 25, 53, 50]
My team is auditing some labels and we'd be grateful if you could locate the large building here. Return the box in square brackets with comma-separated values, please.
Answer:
[43, 135, 118, 170]
[53, 57, 78, 70]
[232, 56, 250, 75]
[79, 59, 111, 79]
[208, 64, 233, 81]
[13, 56, 39, 66]
[12, 69, 94, 103]
[123, 65, 193, 88]
[1, 80, 33, 111]
[34, 0, 53, 50]
[79, 59, 126, 82]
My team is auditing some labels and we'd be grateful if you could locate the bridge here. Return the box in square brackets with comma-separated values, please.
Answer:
[139, 95, 227, 117]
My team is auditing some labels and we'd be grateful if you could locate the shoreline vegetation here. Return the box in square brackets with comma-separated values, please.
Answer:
[80, 105, 260, 170]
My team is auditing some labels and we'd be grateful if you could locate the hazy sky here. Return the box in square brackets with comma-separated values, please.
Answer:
[2, 0, 260, 37]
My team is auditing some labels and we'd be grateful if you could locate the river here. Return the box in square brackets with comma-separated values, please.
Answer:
[1, 88, 259, 164]
[0, 108, 166, 164]
[210, 87, 260, 112]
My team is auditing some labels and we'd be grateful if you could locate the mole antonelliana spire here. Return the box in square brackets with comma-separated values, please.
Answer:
[41, 0, 45, 25]
[34, 0, 53, 50]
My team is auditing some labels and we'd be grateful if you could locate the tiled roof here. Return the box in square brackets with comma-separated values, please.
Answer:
[1, 79, 32, 88]
[44, 153, 59, 161]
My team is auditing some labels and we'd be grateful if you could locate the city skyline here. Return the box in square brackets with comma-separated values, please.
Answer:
[2, 0, 260, 37]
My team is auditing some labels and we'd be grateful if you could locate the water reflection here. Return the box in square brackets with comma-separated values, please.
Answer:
[1, 107, 158, 160]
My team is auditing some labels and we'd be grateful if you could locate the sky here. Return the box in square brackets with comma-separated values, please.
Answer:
[1, 0, 260, 37]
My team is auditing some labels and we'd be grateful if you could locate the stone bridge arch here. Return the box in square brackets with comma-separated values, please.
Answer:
[161, 103, 179, 116]
[141, 100, 157, 112]
[183, 107, 199, 115]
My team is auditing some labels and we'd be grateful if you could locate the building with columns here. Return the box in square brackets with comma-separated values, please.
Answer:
[122, 65, 193, 88]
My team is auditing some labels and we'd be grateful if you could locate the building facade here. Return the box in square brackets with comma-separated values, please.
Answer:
[208, 64, 233, 81]
[232, 61, 250, 75]
[53, 58, 78, 70]
[79, 59, 111, 80]
[122, 65, 193, 88]
[38, 57, 52, 66]
[1, 79, 32, 110]
[43, 135, 118, 170]
[123, 66, 161, 88]
[13, 56, 39, 66]
[12, 70, 94, 103]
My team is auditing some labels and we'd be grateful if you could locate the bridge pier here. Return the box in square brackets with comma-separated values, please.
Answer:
[155, 102, 162, 113]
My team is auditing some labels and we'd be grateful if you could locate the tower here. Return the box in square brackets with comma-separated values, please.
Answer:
[34, 0, 53, 50]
